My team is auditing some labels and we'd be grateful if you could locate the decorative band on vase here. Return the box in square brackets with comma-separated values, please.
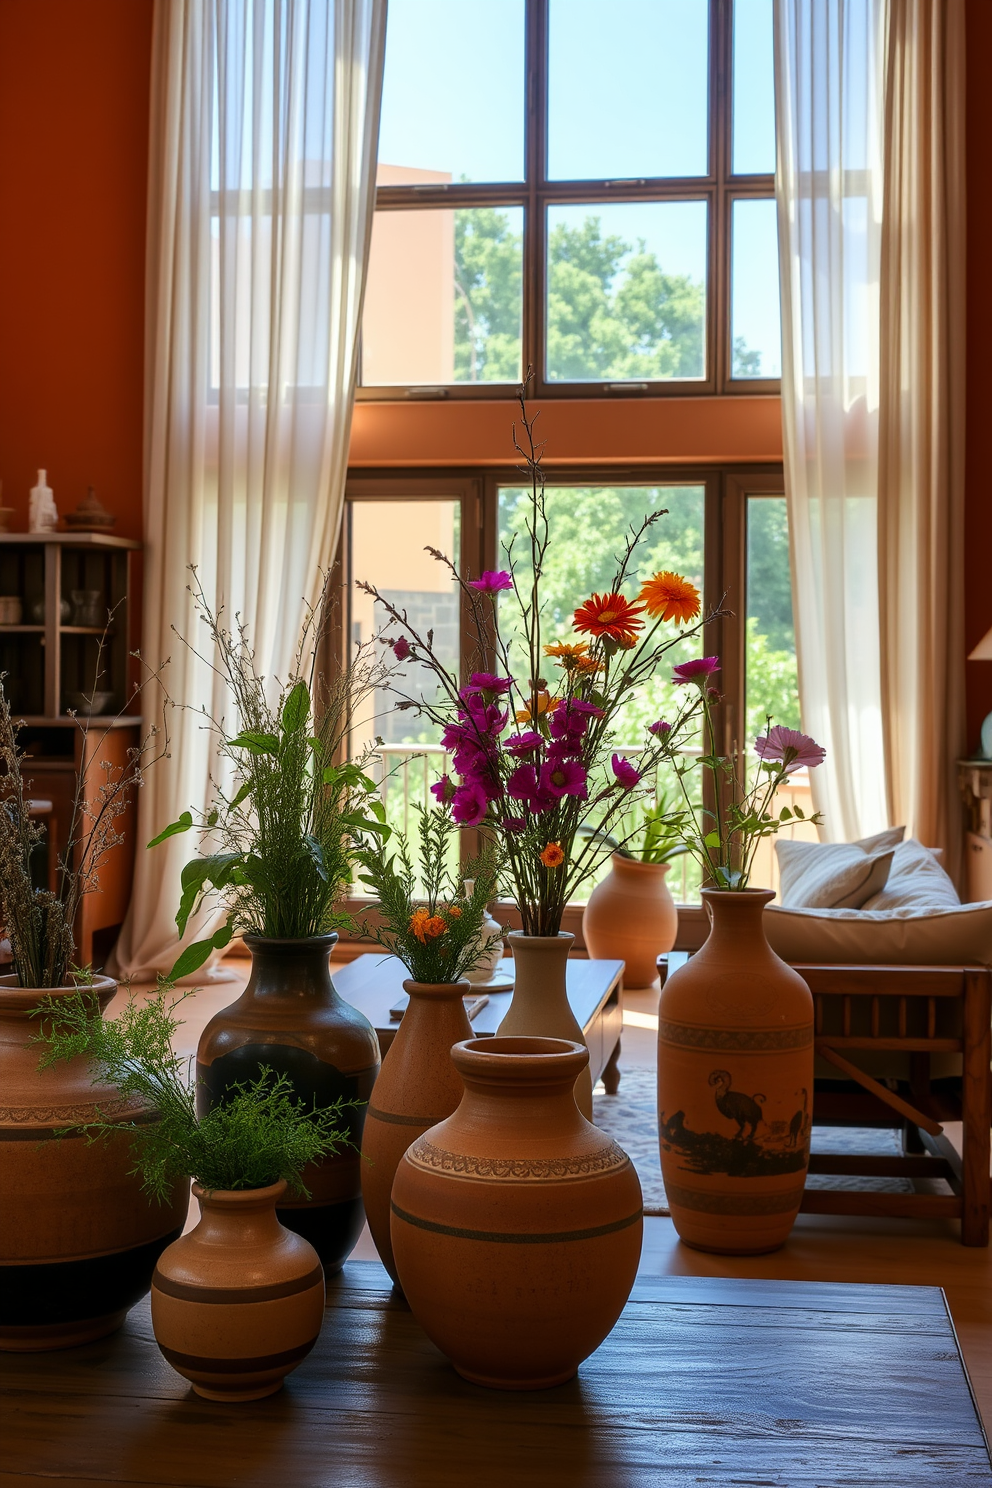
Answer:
[157, 1339, 317, 1375]
[391, 1200, 642, 1246]
[366, 1105, 448, 1128]
[405, 1137, 631, 1182]
[152, 1264, 324, 1307]
[0, 1227, 184, 1326]
[664, 1181, 805, 1216]
[657, 1020, 813, 1053]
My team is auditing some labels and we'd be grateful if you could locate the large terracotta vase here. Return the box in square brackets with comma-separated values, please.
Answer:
[0, 975, 189, 1351]
[496, 932, 593, 1120]
[151, 1180, 324, 1401]
[196, 934, 379, 1275]
[391, 1036, 642, 1389]
[582, 854, 678, 988]
[361, 978, 472, 1284]
[657, 889, 814, 1254]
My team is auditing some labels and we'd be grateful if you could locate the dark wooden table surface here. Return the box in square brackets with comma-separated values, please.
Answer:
[3, 1260, 988, 1487]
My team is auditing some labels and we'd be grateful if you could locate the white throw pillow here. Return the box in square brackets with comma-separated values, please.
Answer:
[776, 838, 895, 910]
[863, 838, 960, 911]
[764, 901, 992, 966]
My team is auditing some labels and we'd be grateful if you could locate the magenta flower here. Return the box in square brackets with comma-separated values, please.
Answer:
[611, 754, 641, 790]
[505, 731, 542, 756]
[548, 699, 604, 745]
[673, 656, 721, 688]
[430, 774, 456, 805]
[392, 636, 412, 662]
[501, 815, 528, 834]
[507, 764, 540, 801]
[648, 719, 672, 737]
[540, 757, 588, 800]
[451, 780, 490, 826]
[754, 725, 827, 775]
[465, 672, 513, 696]
[468, 570, 513, 594]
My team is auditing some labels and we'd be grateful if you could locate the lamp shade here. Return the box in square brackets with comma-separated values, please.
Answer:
[969, 627, 992, 661]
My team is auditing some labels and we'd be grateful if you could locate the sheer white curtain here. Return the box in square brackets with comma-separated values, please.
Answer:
[775, 0, 889, 844]
[112, 0, 385, 978]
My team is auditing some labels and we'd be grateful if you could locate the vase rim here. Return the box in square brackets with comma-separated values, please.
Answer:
[451, 1035, 588, 1082]
[243, 933, 339, 951]
[402, 977, 472, 996]
[192, 1178, 288, 1206]
[0, 972, 117, 1015]
[506, 930, 574, 945]
[701, 886, 775, 902]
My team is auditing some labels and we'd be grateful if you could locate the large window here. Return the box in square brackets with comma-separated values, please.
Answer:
[360, 0, 780, 398]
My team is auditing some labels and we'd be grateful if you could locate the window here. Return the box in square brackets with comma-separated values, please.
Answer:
[361, 0, 780, 398]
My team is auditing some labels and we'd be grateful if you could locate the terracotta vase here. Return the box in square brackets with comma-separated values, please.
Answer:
[657, 889, 814, 1255]
[361, 978, 472, 1285]
[196, 934, 379, 1275]
[496, 932, 593, 1120]
[582, 854, 679, 988]
[391, 1036, 642, 1389]
[151, 1180, 324, 1401]
[0, 975, 189, 1351]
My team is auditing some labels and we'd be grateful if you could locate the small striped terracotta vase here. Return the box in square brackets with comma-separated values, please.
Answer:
[150, 1181, 324, 1402]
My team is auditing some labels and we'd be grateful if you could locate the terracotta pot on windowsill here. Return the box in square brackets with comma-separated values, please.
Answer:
[582, 854, 679, 989]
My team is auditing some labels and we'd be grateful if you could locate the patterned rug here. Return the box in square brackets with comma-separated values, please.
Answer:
[593, 1066, 948, 1218]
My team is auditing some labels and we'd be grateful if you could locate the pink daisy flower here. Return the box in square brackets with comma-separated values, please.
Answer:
[754, 725, 826, 774]
[468, 570, 513, 594]
[611, 754, 641, 790]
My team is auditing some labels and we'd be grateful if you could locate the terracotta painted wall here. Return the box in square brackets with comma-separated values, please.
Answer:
[0, 0, 153, 541]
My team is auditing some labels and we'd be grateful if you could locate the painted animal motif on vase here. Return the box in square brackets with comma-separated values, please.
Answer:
[788, 1088, 810, 1148]
[658, 1067, 810, 1180]
[708, 1070, 764, 1140]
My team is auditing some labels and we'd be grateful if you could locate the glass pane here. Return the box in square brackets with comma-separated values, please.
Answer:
[731, 198, 781, 378]
[733, 0, 776, 175]
[378, 0, 525, 184]
[546, 202, 707, 383]
[497, 484, 706, 903]
[548, 0, 709, 180]
[361, 207, 523, 386]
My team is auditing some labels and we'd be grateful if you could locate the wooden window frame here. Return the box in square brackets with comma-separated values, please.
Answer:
[359, 0, 779, 404]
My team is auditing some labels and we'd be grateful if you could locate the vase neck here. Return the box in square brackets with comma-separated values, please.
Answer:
[243, 937, 339, 1004]
[399, 980, 473, 1042]
[700, 889, 774, 957]
[192, 1182, 286, 1246]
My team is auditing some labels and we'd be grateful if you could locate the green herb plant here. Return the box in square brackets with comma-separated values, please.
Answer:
[150, 574, 393, 979]
[33, 989, 354, 1200]
[356, 807, 502, 984]
[579, 790, 689, 866]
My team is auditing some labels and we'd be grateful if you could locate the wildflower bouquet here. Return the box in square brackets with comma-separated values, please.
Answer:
[359, 382, 713, 936]
[355, 807, 502, 983]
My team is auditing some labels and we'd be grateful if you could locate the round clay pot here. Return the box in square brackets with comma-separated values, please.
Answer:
[582, 854, 678, 988]
[0, 975, 189, 1351]
[391, 1036, 642, 1389]
[196, 935, 379, 1276]
[151, 1180, 324, 1401]
[657, 890, 814, 1255]
[362, 979, 471, 1285]
[496, 932, 593, 1120]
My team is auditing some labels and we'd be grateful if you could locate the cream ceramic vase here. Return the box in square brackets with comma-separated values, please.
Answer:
[582, 854, 678, 988]
[462, 879, 504, 984]
[496, 932, 593, 1120]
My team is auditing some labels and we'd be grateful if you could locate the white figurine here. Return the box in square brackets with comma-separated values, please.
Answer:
[29, 470, 58, 533]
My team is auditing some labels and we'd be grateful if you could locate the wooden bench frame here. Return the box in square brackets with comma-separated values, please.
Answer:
[791, 963, 992, 1246]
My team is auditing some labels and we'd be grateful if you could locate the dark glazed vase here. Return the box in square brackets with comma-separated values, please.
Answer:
[196, 934, 380, 1275]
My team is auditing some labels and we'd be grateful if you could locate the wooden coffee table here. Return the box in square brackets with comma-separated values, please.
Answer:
[3, 1263, 987, 1485]
[332, 953, 625, 1092]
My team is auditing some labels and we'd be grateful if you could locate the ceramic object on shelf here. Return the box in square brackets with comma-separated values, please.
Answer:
[0, 974, 188, 1351]
[361, 978, 472, 1284]
[66, 690, 114, 717]
[657, 889, 814, 1255]
[64, 486, 115, 532]
[70, 590, 104, 627]
[196, 934, 380, 1275]
[391, 1036, 643, 1389]
[28, 471, 57, 534]
[496, 931, 592, 1120]
[29, 597, 71, 624]
[151, 1180, 324, 1401]
[582, 854, 678, 988]
[462, 878, 503, 985]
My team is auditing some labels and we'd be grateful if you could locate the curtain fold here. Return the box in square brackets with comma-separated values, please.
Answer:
[112, 0, 385, 979]
[877, 0, 966, 878]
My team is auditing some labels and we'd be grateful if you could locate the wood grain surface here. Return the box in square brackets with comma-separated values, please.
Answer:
[2, 1261, 988, 1488]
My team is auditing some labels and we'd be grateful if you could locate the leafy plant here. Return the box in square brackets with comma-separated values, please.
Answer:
[579, 792, 688, 865]
[356, 807, 502, 984]
[150, 576, 393, 979]
[33, 989, 354, 1201]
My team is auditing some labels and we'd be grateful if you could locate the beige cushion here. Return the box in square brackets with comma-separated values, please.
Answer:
[863, 837, 959, 910]
[764, 900, 992, 966]
[776, 838, 895, 909]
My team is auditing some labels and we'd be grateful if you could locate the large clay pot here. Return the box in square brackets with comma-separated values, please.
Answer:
[0, 975, 188, 1351]
[582, 854, 678, 988]
[151, 1180, 324, 1401]
[391, 1036, 642, 1389]
[196, 934, 379, 1275]
[362, 978, 471, 1285]
[657, 889, 814, 1255]
[496, 932, 593, 1120]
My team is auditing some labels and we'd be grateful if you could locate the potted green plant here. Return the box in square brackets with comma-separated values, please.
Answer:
[149, 580, 393, 1274]
[34, 988, 351, 1400]
[353, 806, 501, 1283]
[0, 671, 187, 1352]
[580, 794, 688, 987]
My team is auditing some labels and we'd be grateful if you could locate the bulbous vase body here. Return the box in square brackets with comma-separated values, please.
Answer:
[582, 854, 678, 988]
[391, 1036, 642, 1389]
[151, 1181, 324, 1401]
[657, 890, 814, 1254]
[496, 932, 593, 1119]
[0, 975, 188, 1351]
[196, 935, 379, 1275]
[361, 979, 472, 1284]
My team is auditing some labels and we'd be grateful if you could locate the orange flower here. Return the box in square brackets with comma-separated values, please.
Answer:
[409, 907, 432, 944]
[573, 592, 645, 645]
[423, 915, 447, 940]
[573, 653, 603, 675]
[638, 571, 701, 625]
[447, 905, 463, 919]
[544, 640, 588, 668]
[515, 694, 560, 724]
[539, 841, 565, 868]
